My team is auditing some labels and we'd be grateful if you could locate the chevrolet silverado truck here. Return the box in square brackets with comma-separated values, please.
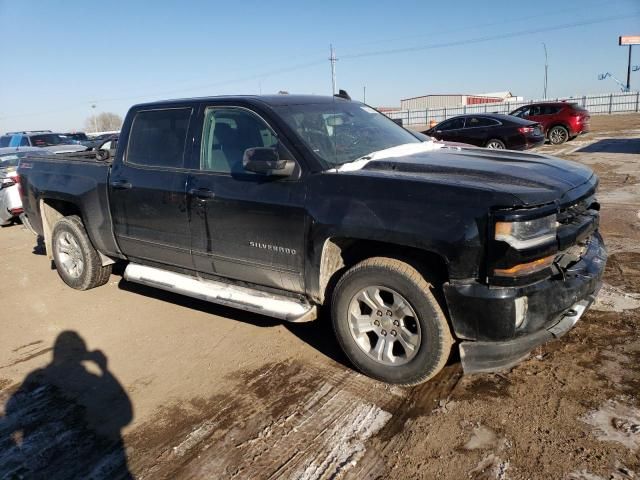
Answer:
[18, 94, 607, 385]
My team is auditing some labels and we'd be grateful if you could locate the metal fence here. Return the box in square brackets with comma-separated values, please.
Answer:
[385, 91, 640, 127]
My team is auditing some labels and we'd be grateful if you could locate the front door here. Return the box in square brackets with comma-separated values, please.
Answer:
[109, 107, 194, 269]
[434, 117, 466, 143]
[187, 105, 307, 293]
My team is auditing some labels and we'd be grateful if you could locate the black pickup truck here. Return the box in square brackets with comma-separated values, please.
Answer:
[18, 94, 606, 385]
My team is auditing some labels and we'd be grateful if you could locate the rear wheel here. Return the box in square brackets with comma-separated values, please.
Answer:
[548, 125, 569, 145]
[51, 215, 112, 290]
[331, 257, 453, 385]
[486, 138, 506, 149]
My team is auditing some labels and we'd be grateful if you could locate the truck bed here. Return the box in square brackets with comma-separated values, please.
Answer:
[18, 151, 121, 259]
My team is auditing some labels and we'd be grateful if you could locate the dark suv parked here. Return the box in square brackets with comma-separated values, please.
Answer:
[510, 102, 590, 145]
[423, 114, 544, 150]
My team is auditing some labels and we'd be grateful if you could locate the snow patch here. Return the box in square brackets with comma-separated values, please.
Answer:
[592, 283, 640, 313]
[582, 398, 640, 451]
[332, 141, 444, 172]
[293, 402, 391, 480]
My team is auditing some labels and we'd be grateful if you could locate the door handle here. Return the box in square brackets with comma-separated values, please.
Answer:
[188, 188, 215, 200]
[111, 180, 132, 190]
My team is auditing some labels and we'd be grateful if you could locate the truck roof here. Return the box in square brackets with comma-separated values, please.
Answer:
[132, 94, 353, 110]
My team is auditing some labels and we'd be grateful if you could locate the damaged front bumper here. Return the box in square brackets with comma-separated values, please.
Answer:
[444, 232, 607, 374]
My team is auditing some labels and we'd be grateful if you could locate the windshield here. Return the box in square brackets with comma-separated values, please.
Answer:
[66, 133, 88, 141]
[30, 134, 75, 147]
[275, 102, 419, 168]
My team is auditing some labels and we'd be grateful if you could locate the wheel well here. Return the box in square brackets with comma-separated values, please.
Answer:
[318, 238, 449, 304]
[40, 199, 83, 260]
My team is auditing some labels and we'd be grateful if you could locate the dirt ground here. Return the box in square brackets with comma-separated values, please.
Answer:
[0, 113, 639, 480]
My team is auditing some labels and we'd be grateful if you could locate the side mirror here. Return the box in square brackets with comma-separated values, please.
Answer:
[243, 147, 294, 177]
[1, 178, 16, 189]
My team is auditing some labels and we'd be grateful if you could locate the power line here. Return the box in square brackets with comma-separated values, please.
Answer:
[340, 0, 632, 52]
[341, 14, 638, 60]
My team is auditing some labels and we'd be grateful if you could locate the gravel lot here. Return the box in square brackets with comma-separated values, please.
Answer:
[1, 114, 639, 479]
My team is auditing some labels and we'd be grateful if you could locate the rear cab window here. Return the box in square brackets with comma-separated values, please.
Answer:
[0, 136, 11, 147]
[126, 108, 193, 168]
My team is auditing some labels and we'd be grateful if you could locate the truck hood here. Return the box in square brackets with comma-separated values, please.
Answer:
[334, 145, 595, 206]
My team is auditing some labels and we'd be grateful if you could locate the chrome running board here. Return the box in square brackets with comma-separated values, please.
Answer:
[123, 263, 316, 322]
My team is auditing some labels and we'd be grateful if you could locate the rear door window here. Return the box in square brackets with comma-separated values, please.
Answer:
[466, 117, 499, 128]
[126, 108, 193, 168]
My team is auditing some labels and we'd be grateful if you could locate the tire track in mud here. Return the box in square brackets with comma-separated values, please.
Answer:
[127, 360, 462, 479]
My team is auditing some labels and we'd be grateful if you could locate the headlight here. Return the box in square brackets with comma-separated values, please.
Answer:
[495, 214, 557, 249]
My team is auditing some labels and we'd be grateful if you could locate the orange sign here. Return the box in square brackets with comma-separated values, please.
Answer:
[619, 35, 640, 46]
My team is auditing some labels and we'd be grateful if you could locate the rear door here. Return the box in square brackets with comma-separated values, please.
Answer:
[186, 104, 307, 293]
[460, 116, 500, 146]
[109, 107, 195, 269]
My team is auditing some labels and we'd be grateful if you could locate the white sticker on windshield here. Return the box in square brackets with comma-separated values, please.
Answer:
[360, 106, 377, 114]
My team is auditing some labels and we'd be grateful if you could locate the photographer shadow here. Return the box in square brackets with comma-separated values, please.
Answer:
[0, 331, 133, 479]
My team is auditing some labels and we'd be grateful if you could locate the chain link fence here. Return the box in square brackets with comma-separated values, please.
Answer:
[385, 91, 640, 127]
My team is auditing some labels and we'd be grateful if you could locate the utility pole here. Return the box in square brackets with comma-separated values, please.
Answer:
[542, 43, 548, 99]
[329, 44, 337, 96]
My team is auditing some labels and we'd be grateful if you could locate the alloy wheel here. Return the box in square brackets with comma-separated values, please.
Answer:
[347, 286, 422, 366]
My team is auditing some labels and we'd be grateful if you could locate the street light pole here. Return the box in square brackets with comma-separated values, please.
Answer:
[627, 45, 633, 91]
[542, 43, 548, 99]
[91, 104, 97, 133]
[363, 85, 366, 104]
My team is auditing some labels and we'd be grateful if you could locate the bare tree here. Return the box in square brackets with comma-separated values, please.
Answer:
[84, 112, 123, 133]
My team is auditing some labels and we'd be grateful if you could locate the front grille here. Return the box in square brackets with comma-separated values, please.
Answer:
[556, 194, 599, 252]
[557, 194, 599, 225]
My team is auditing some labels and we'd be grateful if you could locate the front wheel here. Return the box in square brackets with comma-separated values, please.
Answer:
[51, 215, 112, 290]
[331, 257, 453, 385]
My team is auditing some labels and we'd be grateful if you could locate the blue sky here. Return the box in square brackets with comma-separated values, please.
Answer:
[1, 0, 639, 131]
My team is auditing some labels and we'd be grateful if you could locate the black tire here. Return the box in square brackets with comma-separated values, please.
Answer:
[485, 138, 506, 149]
[331, 257, 453, 385]
[548, 125, 569, 145]
[51, 215, 112, 290]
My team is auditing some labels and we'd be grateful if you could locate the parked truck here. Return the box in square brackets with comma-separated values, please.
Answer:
[18, 94, 606, 385]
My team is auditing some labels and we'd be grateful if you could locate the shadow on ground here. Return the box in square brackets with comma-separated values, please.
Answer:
[0, 331, 133, 479]
[117, 279, 353, 371]
[577, 138, 640, 154]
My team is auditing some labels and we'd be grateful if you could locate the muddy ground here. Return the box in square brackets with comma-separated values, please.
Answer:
[0, 114, 639, 480]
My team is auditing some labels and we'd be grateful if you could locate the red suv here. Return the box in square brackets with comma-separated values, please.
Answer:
[509, 102, 590, 145]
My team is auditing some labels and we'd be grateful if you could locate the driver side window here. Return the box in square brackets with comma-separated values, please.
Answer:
[201, 107, 278, 174]
[438, 117, 465, 131]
